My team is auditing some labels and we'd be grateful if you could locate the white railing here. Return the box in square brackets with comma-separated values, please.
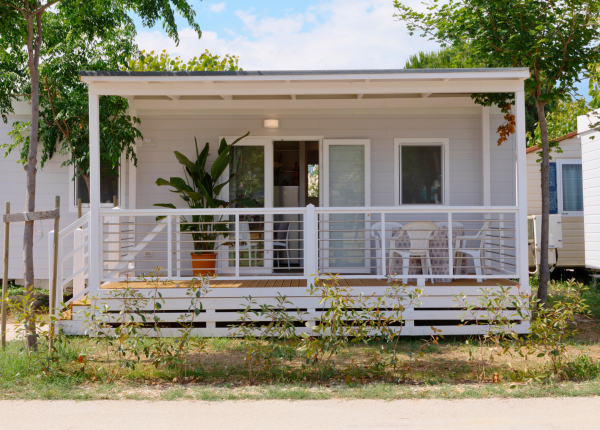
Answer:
[49, 212, 90, 306]
[95, 205, 520, 285]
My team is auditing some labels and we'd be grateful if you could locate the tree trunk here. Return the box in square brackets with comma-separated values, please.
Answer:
[81, 172, 91, 195]
[536, 100, 550, 306]
[23, 12, 43, 348]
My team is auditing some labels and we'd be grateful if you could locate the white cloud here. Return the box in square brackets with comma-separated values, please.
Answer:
[135, 0, 440, 70]
[208, 2, 226, 13]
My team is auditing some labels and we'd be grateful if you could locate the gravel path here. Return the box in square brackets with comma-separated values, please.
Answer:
[0, 397, 598, 430]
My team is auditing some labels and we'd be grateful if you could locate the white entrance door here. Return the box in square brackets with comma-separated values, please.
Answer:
[322, 139, 371, 274]
[218, 138, 274, 275]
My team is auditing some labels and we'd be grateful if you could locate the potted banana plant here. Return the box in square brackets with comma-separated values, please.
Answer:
[155, 132, 254, 275]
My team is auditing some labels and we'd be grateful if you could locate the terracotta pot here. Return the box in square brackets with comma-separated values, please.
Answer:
[191, 252, 217, 276]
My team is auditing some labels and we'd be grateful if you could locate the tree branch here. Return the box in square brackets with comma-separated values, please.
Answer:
[43, 75, 70, 139]
[0, 1, 26, 16]
[33, 0, 60, 15]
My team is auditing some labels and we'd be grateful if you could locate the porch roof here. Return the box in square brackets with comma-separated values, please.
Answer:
[80, 67, 529, 83]
[80, 67, 529, 79]
[81, 68, 529, 98]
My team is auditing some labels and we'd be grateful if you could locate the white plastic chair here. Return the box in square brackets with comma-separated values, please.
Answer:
[238, 219, 258, 266]
[389, 221, 438, 285]
[370, 222, 403, 275]
[455, 221, 492, 282]
[273, 222, 291, 268]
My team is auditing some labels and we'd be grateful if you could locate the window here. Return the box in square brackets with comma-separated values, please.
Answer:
[70, 163, 121, 211]
[556, 159, 583, 216]
[394, 138, 449, 206]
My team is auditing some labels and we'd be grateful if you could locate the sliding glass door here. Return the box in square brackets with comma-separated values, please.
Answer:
[322, 139, 371, 273]
[218, 139, 273, 275]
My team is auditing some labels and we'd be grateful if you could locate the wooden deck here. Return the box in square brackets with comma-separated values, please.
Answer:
[99, 278, 518, 290]
[63, 277, 527, 336]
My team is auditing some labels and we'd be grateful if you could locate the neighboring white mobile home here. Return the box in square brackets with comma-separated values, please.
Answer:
[1, 68, 532, 335]
[526, 131, 584, 268]
[578, 112, 600, 271]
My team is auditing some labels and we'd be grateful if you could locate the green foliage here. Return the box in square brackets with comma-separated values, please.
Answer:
[453, 285, 530, 381]
[404, 47, 481, 69]
[526, 98, 589, 155]
[394, 0, 600, 105]
[3, 273, 600, 390]
[81, 268, 214, 382]
[513, 280, 591, 381]
[404, 47, 550, 137]
[128, 49, 240, 72]
[565, 354, 600, 381]
[139, 269, 213, 380]
[233, 293, 305, 383]
[0, 0, 203, 215]
[154, 133, 251, 253]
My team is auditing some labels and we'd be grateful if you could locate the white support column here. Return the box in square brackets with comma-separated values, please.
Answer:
[304, 204, 317, 286]
[167, 215, 172, 278]
[88, 90, 101, 290]
[482, 106, 491, 206]
[127, 105, 137, 277]
[128, 105, 137, 211]
[515, 91, 530, 290]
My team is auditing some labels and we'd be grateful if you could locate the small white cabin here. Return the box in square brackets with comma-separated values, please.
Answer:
[0, 68, 532, 335]
[526, 132, 584, 268]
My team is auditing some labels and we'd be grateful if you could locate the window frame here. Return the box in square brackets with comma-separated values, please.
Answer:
[393, 138, 450, 207]
[556, 158, 583, 217]
[68, 153, 131, 212]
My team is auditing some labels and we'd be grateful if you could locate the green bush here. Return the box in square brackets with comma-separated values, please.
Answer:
[565, 354, 600, 381]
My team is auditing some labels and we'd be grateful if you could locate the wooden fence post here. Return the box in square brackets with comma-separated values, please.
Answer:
[1, 202, 9, 349]
[49, 196, 60, 351]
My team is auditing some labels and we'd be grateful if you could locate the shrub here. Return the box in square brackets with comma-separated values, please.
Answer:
[564, 354, 600, 381]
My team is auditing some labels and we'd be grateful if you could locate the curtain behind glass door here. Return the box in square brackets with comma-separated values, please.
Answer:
[328, 145, 366, 270]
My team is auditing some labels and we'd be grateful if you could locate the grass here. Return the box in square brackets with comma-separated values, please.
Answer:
[1, 274, 600, 401]
[2, 331, 600, 400]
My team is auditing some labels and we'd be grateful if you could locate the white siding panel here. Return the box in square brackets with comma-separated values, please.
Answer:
[579, 115, 600, 269]
[0, 115, 80, 281]
[136, 113, 514, 209]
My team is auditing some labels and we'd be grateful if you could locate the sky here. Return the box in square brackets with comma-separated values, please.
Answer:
[132, 0, 590, 97]
[132, 0, 441, 70]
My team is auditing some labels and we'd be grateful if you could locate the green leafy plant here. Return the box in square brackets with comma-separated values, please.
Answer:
[81, 274, 148, 381]
[154, 133, 252, 254]
[513, 279, 590, 381]
[564, 354, 600, 381]
[453, 284, 529, 382]
[297, 274, 376, 380]
[362, 275, 428, 381]
[141, 268, 214, 381]
[127, 49, 239, 72]
[232, 293, 304, 384]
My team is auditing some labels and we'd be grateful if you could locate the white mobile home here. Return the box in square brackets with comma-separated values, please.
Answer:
[578, 111, 600, 271]
[526, 131, 584, 268]
[1, 68, 532, 335]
